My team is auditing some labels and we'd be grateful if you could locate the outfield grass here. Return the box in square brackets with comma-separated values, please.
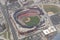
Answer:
[25, 16, 40, 27]
[43, 5, 60, 13]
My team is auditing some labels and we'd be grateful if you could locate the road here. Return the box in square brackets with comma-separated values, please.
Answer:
[0, 4, 18, 40]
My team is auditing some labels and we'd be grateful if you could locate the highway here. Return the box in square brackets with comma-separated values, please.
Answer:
[0, 3, 18, 40]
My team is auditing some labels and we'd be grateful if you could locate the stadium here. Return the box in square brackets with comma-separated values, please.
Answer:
[13, 7, 45, 34]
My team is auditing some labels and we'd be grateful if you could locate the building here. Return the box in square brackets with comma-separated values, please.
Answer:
[42, 26, 57, 40]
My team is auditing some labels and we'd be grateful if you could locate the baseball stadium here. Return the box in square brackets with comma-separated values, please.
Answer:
[13, 7, 45, 34]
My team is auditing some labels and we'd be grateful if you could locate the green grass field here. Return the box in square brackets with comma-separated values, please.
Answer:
[43, 5, 60, 13]
[24, 16, 40, 27]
